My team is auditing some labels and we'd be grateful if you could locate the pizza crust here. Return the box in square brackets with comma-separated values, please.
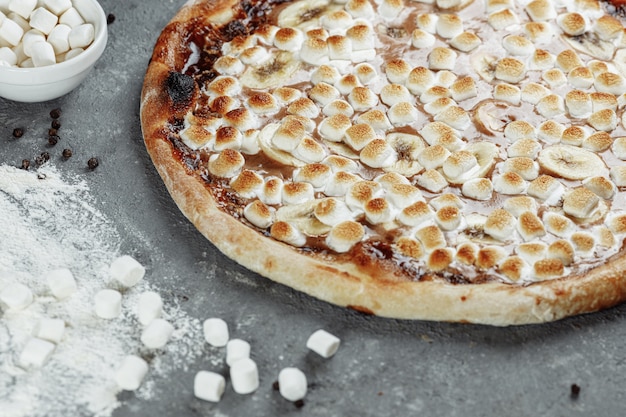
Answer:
[141, 0, 626, 325]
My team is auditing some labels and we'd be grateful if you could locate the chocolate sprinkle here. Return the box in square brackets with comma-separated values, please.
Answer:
[20, 159, 30, 170]
[50, 108, 61, 119]
[87, 157, 99, 170]
[62, 148, 73, 159]
[107, 13, 116, 24]
[48, 135, 59, 146]
[51, 120, 61, 130]
[571, 383, 581, 399]
[12, 128, 24, 138]
[294, 399, 305, 408]
[272, 381, 279, 391]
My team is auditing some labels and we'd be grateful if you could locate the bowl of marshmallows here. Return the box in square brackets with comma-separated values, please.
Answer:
[0, 0, 107, 102]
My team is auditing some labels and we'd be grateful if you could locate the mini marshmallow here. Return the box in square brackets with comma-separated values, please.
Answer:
[521, 82, 550, 104]
[115, 355, 149, 391]
[230, 358, 259, 394]
[449, 31, 481, 52]
[19, 337, 55, 368]
[0, 282, 33, 310]
[203, 318, 229, 347]
[278, 367, 308, 402]
[194, 371, 226, 402]
[226, 339, 251, 366]
[44, 0, 72, 15]
[30, 7, 58, 35]
[30, 40, 55, 66]
[21, 29, 45, 57]
[8, 0, 36, 19]
[0, 45, 16, 64]
[94, 289, 122, 319]
[326, 221, 364, 253]
[59, 7, 84, 28]
[306, 329, 340, 358]
[68, 23, 94, 49]
[141, 318, 174, 349]
[436, 14, 463, 39]
[32, 318, 65, 343]
[502, 35, 534, 56]
[110, 255, 145, 287]
[428, 47, 456, 71]
[536, 94, 565, 118]
[488, 9, 518, 30]
[411, 29, 435, 49]
[0, 17, 24, 46]
[137, 291, 163, 326]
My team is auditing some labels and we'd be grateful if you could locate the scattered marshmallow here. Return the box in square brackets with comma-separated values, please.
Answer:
[306, 329, 340, 358]
[114, 355, 149, 391]
[94, 289, 122, 319]
[30, 40, 55, 66]
[0, 17, 24, 46]
[47, 22, 70, 54]
[0, 45, 16, 64]
[19, 337, 55, 368]
[29, 7, 58, 35]
[230, 358, 259, 394]
[68, 22, 93, 49]
[59, 7, 83, 28]
[226, 338, 250, 366]
[46, 268, 77, 300]
[278, 367, 307, 402]
[140, 318, 174, 349]
[137, 291, 163, 326]
[0, 282, 33, 310]
[203, 318, 229, 347]
[21, 28, 44, 56]
[32, 318, 65, 343]
[110, 255, 145, 288]
[194, 371, 226, 402]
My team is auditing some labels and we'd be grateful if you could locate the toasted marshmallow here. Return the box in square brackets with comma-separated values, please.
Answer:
[595, 72, 626, 96]
[214, 126, 243, 151]
[583, 132, 613, 153]
[306, 28, 330, 42]
[375, 172, 411, 188]
[488, 9, 519, 30]
[295, 137, 326, 163]
[521, 82, 550, 104]
[210, 96, 240, 116]
[327, 35, 352, 60]
[450, 76, 477, 102]
[396, 237, 425, 259]
[397, 201, 434, 227]
[455, 242, 478, 265]
[415, 225, 446, 252]
[287, 97, 319, 119]
[595, 15, 623, 41]
[503, 35, 534, 56]
[589, 109, 617, 131]
[273, 87, 301, 104]
[324, 171, 360, 197]
[346, 181, 383, 210]
[557, 12, 586, 36]
[416, 169, 448, 192]
[503, 196, 538, 217]
[476, 246, 507, 270]
[556, 50, 583, 73]
[345, 0, 375, 18]
[254, 24, 279, 45]
[424, 97, 455, 116]
[322, 99, 354, 117]
[565, 90, 592, 118]
[529, 49, 555, 70]
[449, 31, 481, 52]
[417, 144, 450, 170]
[208, 76, 240, 97]
[247, 92, 279, 115]
[547, 239, 575, 266]
[536, 94, 565, 118]
[314, 198, 353, 226]
[570, 231, 596, 257]
[484, 209, 516, 241]
[270, 221, 306, 247]
[379, 0, 404, 19]
[406, 66, 435, 95]
[430, 193, 463, 211]
[436, 14, 463, 39]
[421, 121, 459, 146]
[388, 102, 419, 126]
[386, 184, 423, 209]
[493, 172, 527, 195]
[323, 155, 359, 173]
[462, 178, 493, 200]
[326, 221, 364, 253]
[346, 23, 374, 51]
[274, 27, 303, 51]
[282, 182, 314, 205]
[363, 197, 394, 224]
[486, 0, 513, 12]
[385, 58, 412, 84]
[319, 114, 352, 142]
[428, 47, 456, 71]
[434, 205, 461, 231]
[344, 123, 376, 150]
[435, 70, 457, 88]
[180, 125, 215, 150]
[567, 67, 594, 89]
[502, 157, 539, 181]
[270, 119, 305, 152]
[591, 92, 618, 112]
[534, 258, 564, 279]
[561, 126, 587, 147]
[411, 28, 436, 49]
[348, 86, 378, 111]
[613, 137, 626, 161]
[420, 85, 451, 104]
[257, 177, 283, 205]
[378, 82, 411, 106]
[494, 83, 521, 105]
[596, 226, 617, 248]
[607, 213, 626, 235]
[508, 139, 541, 160]
[230, 170, 264, 199]
[294, 163, 332, 189]
[495, 57, 526, 83]
[588, 60, 609, 76]
[517, 242, 548, 265]
[499, 256, 531, 281]
[563, 187, 600, 220]
[504, 121, 535, 142]
[427, 248, 454, 272]
[240, 46, 270, 65]
[353, 63, 378, 85]
[208, 149, 245, 178]
[321, 9, 353, 31]
[528, 175, 564, 205]
[517, 211, 546, 241]
[537, 120, 565, 144]
[544, 212, 576, 238]
[524, 22, 553, 44]
[442, 150, 478, 181]
[357, 110, 392, 131]
[308, 82, 340, 106]
[526, 0, 556, 21]
[243, 200, 274, 229]
[542, 68, 567, 88]
[360, 139, 397, 168]
[434, 106, 470, 130]
[300, 37, 328, 65]
[416, 13, 438, 33]
[214, 55, 244, 75]
[311, 65, 341, 85]
[284, 114, 315, 133]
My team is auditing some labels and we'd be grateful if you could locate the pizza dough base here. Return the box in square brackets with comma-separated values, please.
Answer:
[140, 0, 626, 326]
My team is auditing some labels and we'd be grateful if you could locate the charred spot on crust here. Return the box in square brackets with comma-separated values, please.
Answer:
[348, 305, 375, 315]
[166, 72, 196, 108]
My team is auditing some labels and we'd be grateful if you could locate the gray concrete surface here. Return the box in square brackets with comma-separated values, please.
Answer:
[2, 1, 626, 416]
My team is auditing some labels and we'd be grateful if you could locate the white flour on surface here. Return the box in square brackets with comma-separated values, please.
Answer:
[0, 165, 203, 417]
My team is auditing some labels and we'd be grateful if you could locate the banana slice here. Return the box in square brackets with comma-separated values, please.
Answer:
[473, 101, 512, 136]
[323, 139, 360, 160]
[240, 51, 301, 89]
[538, 145, 607, 180]
[444, 141, 498, 184]
[614, 49, 626, 78]
[278, 0, 341, 30]
[562, 33, 615, 62]
[470, 52, 498, 82]
[275, 199, 332, 236]
[383, 133, 426, 177]
[258, 124, 307, 167]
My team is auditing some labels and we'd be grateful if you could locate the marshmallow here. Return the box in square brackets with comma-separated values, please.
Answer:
[495, 57, 526, 83]
[462, 178, 493, 200]
[536, 94, 565, 118]
[30, 7, 58, 35]
[353, 63, 377, 84]
[300, 37, 327, 65]
[194, 371, 226, 402]
[380, 84, 412, 106]
[346, 24, 374, 51]
[428, 47, 456, 71]
[306, 329, 340, 358]
[32, 318, 65, 343]
[544, 212, 576, 238]
[494, 83, 521, 105]
[524, 22, 553, 44]
[0, 17, 24, 46]
[278, 368, 308, 402]
[488, 9, 518, 30]
[274, 27, 303, 51]
[213, 55, 244, 76]
[436, 14, 463, 39]
[201, 318, 229, 348]
[137, 291, 163, 326]
[21, 29, 45, 56]
[0, 45, 16, 64]
[115, 355, 149, 391]
[411, 28, 435, 48]
[568, 67, 594, 89]
[502, 35, 534, 56]
[326, 221, 364, 253]
[385, 58, 412, 84]
[530, 49, 554, 70]
[68, 22, 94, 49]
[230, 358, 259, 394]
[110, 255, 146, 287]
[44, 0, 72, 15]
[94, 289, 122, 319]
[348, 86, 378, 112]
[141, 318, 174, 349]
[542, 68, 566, 89]
[30, 40, 55, 66]
[0, 282, 33, 310]
[8, 0, 36, 19]
[388, 102, 419, 126]
[484, 209, 516, 241]
[327, 35, 351, 60]
[449, 31, 481, 52]
[243, 200, 274, 228]
[226, 338, 251, 366]
[521, 82, 550, 104]
[19, 338, 55, 368]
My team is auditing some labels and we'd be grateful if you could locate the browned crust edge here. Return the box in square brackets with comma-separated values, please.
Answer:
[140, 0, 626, 326]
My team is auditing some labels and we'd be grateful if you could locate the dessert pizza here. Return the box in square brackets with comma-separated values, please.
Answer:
[141, 0, 626, 325]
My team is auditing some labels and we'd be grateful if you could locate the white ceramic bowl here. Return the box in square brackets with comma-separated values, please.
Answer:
[0, 0, 108, 103]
